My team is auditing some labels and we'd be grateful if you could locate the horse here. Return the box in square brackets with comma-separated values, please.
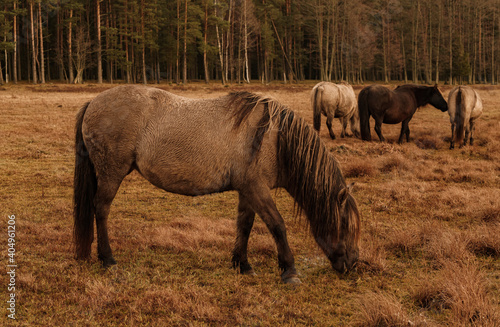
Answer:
[73, 85, 361, 284]
[447, 86, 483, 149]
[358, 84, 448, 143]
[312, 81, 361, 139]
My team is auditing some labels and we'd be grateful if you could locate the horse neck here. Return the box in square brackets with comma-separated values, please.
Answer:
[406, 87, 432, 107]
[277, 113, 346, 242]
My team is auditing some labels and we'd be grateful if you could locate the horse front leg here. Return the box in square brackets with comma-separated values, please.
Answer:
[240, 185, 300, 284]
[232, 194, 256, 275]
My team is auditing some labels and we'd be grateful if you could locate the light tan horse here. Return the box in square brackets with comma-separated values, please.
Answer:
[312, 82, 360, 139]
[73, 85, 361, 284]
[447, 86, 483, 149]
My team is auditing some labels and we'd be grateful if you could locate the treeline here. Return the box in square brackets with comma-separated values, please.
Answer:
[0, 0, 498, 85]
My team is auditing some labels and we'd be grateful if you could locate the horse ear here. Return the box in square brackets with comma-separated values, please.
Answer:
[433, 84, 438, 90]
[338, 183, 354, 206]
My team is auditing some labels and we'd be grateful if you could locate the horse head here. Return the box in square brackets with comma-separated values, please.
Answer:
[315, 183, 360, 274]
[429, 85, 448, 112]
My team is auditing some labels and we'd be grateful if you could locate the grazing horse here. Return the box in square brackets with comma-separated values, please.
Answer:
[358, 84, 448, 143]
[73, 85, 361, 284]
[447, 86, 483, 149]
[312, 82, 361, 139]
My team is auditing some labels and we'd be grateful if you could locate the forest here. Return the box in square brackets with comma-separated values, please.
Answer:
[0, 0, 499, 85]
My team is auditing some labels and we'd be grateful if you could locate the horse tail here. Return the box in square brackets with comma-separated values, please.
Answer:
[454, 87, 467, 146]
[312, 85, 323, 131]
[73, 101, 96, 260]
[358, 88, 371, 141]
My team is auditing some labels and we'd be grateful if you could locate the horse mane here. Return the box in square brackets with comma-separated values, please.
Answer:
[228, 91, 359, 244]
[395, 84, 438, 107]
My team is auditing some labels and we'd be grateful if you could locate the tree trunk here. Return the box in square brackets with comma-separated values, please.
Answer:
[402, 30, 408, 83]
[176, 0, 180, 84]
[68, 9, 74, 84]
[382, 12, 388, 83]
[182, 0, 188, 84]
[215, 0, 226, 84]
[412, 1, 419, 83]
[141, 0, 147, 84]
[96, 0, 102, 83]
[243, 0, 250, 83]
[30, 1, 37, 84]
[203, 0, 209, 83]
[39, 2, 45, 83]
[492, 8, 496, 84]
[448, 0, 453, 84]
[435, 2, 441, 84]
[12, 0, 17, 83]
[225, 0, 233, 83]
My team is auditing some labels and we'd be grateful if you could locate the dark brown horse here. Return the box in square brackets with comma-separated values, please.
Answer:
[73, 85, 361, 284]
[358, 84, 448, 143]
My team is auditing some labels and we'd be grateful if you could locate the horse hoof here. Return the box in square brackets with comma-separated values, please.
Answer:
[101, 257, 117, 268]
[283, 276, 302, 285]
[242, 269, 257, 276]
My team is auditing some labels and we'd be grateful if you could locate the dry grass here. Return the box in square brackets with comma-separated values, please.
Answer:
[0, 82, 499, 326]
[413, 260, 500, 326]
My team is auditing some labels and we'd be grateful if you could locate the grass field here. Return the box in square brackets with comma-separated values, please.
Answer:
[1, 82, 499, 326]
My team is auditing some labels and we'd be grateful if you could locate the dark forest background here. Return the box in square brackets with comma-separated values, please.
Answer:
[0, 0, 499, 85]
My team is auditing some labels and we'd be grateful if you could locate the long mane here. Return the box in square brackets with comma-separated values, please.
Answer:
[228, 92, 359, 244]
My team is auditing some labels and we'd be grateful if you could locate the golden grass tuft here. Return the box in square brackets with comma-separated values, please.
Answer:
[466, 224, 500, 257]
[379, 153, 412, 174]
[357, 239, 389, 273]
[149, 216, 233, 254]
[83, 278, 118, 313]
[354, 291, 428, 327]
[343, 159, 377, 178]
[413, 260, 500, 326]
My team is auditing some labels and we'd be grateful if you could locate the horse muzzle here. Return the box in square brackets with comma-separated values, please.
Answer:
[330, 250, 359, 274]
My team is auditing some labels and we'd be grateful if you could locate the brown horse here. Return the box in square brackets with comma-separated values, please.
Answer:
[73, 85, 361, 284]
[358, 84, 448, 143]
[312, 82, 361, 139]
[447, 86, 483, 149]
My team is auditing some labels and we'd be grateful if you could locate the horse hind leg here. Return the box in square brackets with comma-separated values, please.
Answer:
[374, 119, 386, 142]
[94, 173, 127, 267]
[469, 120, 476, 145]
[232, 194, 256, 275]
[340, 117, 349, 138]
[450, 123, 456, 149]
[326, 114, 336, 140]
[398, 118, 411, 144]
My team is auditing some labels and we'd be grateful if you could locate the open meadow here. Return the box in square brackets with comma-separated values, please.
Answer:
[1, 82, 499, 326]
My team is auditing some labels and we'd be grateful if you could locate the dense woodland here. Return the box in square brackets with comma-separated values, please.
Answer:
[0, 0, 499, 85]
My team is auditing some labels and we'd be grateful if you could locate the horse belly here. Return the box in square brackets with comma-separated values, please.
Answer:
[137, 153, 233, 196]
[136, 129, 237, 195]
[382, 108, 408, 124]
